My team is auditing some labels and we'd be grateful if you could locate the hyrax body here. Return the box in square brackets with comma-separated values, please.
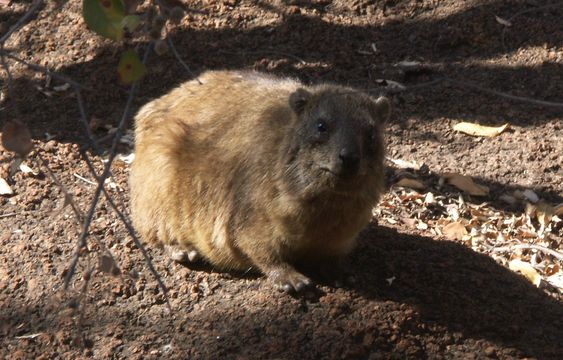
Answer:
[130, 70, 390, 292]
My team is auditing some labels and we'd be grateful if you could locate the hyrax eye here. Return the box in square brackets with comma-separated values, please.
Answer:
[317, 119, 328, 133]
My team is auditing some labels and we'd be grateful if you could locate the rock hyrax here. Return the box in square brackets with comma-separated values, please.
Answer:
[130, 70, 390, 292]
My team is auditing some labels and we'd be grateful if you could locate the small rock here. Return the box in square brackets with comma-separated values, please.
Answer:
[484, 346, 497, 358]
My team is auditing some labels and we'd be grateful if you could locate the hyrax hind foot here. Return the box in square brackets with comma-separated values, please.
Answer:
[268, 265, 314, 293]
[165, 245, 200, 264]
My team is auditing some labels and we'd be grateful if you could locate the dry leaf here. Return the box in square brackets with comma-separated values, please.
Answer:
[116, 152, 135, 164]
[443, 221, 467, 240]
[453, 122, 509, 137]
[424, 192, 435, 204]
[394, 178, 425, 191]
[536, 202, 554, 228]
[0, 178, 13, 195]
[19, 162, 40, 176]
[1, 120, 33, 157]
[443, 173, 489, 196]
[509, 259, 541, 287]
[546, 273, 563, 291]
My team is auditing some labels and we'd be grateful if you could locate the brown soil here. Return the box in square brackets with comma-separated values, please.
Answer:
[1, 1, 562, 359]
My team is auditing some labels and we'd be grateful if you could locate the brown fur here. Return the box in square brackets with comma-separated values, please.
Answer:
[130, 70, 390, 292]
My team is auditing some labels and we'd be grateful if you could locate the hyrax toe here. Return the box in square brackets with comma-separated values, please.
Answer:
[165, 245, 200, 264]
[268, 266, 314, 293]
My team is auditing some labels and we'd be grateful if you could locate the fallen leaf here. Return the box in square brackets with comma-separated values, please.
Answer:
[424, 192, 435, 204]
[416, 221, 428, 230]
[394, 178, 425, 191]
[0, 178, 13, 195]
[536, 201, 554, 228]
[443, 173, 489, 196]
[546, 273, 563, 291]
[386, 276, 396, 286]
[116, 152, 135, 164]
[19, 162, 40, 176]
[443, 221, 468, 240]
[509, 259, 541, 287]
[453, 122, 509, 137]
[1, 120, 33, 157]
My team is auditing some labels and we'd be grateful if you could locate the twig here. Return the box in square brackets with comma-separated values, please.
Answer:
[1, 51, 88, 90]
[73, 173, 97, 186]
[366, 76, 563, 109]
[79, 150, 170, 311]
[167, 37, 201, 84]
[492, 244, 563, 262]
[0, 213, 17, 219]
[0, 0, 43, 44]
[444, 77, 563, 109]
[64, 44, 150, 290]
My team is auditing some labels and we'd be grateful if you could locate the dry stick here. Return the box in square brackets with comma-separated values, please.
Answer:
[2, 51, 88, 90]
[64, 45, 150, 289]
[443, 77, 563, 109]
[501, 2, 563, 50]
[0, 0, 43, 44]
[71, 78, 171, 310]
[167, 37, 201, 84]
[492, 244, 563, 262]
[369, 77, 563, 108]
[80, 150, 171, 311]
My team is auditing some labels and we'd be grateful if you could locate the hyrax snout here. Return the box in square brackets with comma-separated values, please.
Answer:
[130, 70, 390, 293]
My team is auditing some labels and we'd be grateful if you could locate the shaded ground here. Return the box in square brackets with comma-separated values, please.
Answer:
[1, 0, 562, 359]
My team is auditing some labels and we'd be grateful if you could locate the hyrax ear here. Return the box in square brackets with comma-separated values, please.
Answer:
[289, 88, 312, 114]
[368, 96, 391, 124]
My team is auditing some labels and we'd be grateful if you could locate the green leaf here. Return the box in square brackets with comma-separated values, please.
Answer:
[83, 0, 126, 41]
[118, 50, 146, 84]
[121, 15, 141, 33]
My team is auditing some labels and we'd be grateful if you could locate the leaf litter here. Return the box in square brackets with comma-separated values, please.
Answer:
[376, 158, 563, 294]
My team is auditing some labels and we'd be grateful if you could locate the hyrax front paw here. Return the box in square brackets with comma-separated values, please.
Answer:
[165, 245, 200, 264]
[268, 266, 313, 293]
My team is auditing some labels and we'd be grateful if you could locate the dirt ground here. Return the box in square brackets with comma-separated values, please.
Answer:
[1, 0, 562, 359]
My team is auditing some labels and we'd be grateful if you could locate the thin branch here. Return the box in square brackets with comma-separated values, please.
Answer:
[0, 0, 43, 44]
[1, 51, 88, 90]
[79, 150, 171, 311]
[73, 173, 97, 186]
[167, 37, 201, 84]
[64, 44, 150, 289]
[444, 77, 563, 109]
[492, 244, 563, 262]
[365, 76, 563, 109]
[0, 213, 17, 219]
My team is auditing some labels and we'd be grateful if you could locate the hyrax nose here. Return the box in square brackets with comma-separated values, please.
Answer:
[339, 147, 360, 176]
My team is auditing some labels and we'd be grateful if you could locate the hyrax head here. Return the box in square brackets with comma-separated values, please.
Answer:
[282, 86, 390, 197]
